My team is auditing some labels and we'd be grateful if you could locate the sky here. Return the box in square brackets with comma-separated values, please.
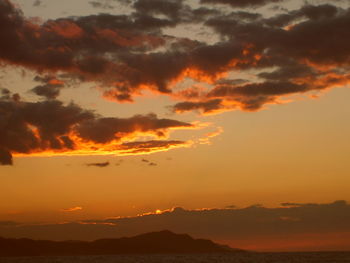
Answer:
[0, 0, 350, 252]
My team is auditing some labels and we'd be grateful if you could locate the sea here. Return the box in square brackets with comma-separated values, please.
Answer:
[1, 252, 350, 263]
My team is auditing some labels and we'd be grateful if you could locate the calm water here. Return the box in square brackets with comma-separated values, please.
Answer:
[1, 253, 350, 263]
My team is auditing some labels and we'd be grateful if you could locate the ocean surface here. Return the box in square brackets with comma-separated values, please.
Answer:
[1, 252, 350, 263]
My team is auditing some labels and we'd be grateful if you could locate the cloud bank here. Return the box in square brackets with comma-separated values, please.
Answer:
[1, 201, 350, 251]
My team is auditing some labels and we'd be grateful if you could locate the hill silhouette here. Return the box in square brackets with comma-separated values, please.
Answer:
[0, 230, 243, 257]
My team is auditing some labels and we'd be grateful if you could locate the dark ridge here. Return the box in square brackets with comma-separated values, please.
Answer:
[0, 230, 244, 257]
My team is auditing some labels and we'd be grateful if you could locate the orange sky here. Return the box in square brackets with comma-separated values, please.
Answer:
[0, 0, 350, 251]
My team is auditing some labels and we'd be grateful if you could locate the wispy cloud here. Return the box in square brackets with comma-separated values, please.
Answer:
[86, 161, 110, 168]
[61, 206, 83, 212]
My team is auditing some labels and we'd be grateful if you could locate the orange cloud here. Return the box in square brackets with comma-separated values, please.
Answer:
[46, 20, 84, 39]
[14, 139, 193, 158]
[0, 95, 196, 165]
[61, 207, 83, 212]
[199, 126, 224, 145]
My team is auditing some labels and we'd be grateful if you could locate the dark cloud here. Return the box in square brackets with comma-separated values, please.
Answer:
[191, 7, 221, 20]
[206, 5, 350, 66]
[0, 0, 349, 113]
[0, 97, 91, 165]
[200, 0, 283, 8]
[141, 159, 157, 166]
[173, 80, 310, 113]
[173, 99, 223, 114]
[133, 0, 185, 20]
[86, 161, 110, 168]
[77, 114, 191, 144]
[258, 59, 316, 81]
[0, 0, 174, 96]
[33, 0, 41, 7]
[31, 76, 64, 99]
[1, 201, 350, 251]
[209, 81, 308, 97]
[0, 91, 192, 165]
[89, 1, 113, 9]
[169, 4, 350, 113]
[265, 4, 339, 28]
[0, 148, 12, 165]
[89, 0, 131, 9]
[301, 4, 339, 20]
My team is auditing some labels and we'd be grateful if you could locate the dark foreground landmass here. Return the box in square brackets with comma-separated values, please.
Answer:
[1, 252, 350, 263]
[0, 230, 241, 257]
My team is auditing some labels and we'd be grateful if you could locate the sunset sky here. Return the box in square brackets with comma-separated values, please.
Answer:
[1, 0, 350, 251]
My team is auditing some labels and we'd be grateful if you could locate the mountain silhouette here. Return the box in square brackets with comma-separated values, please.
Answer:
[0, 230, 243, 257]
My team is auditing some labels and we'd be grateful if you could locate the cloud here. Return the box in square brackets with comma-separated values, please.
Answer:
[31, 75, 65, 99]
[2, 201, 350, 251]
[0, 0, 173, 98]
[0, 148, 13, 166]
[0, 0, 348, 112]
[33, 0, 42, 7]
[116, 140, 191, 155]
[86, 161, 110, 168]
[61, 206, 83, 212]
[200, 0, 283, 8]
[89, 0, 131, 9]
[265, 4, 339, 28]
[173, 99, 224, 114]
[141, 159, 158, 166]
[76, 114, 191, 144]
[0, 92, 193, 165]
[0, 0, 349, 158]
[141, 158, 157, 166]
[133, 0, 185, 20]
[198, 127, 223, 145]
[169, 4, 350, 113]
[0, 221, 19, 226]
[89, 1, 113, 9]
